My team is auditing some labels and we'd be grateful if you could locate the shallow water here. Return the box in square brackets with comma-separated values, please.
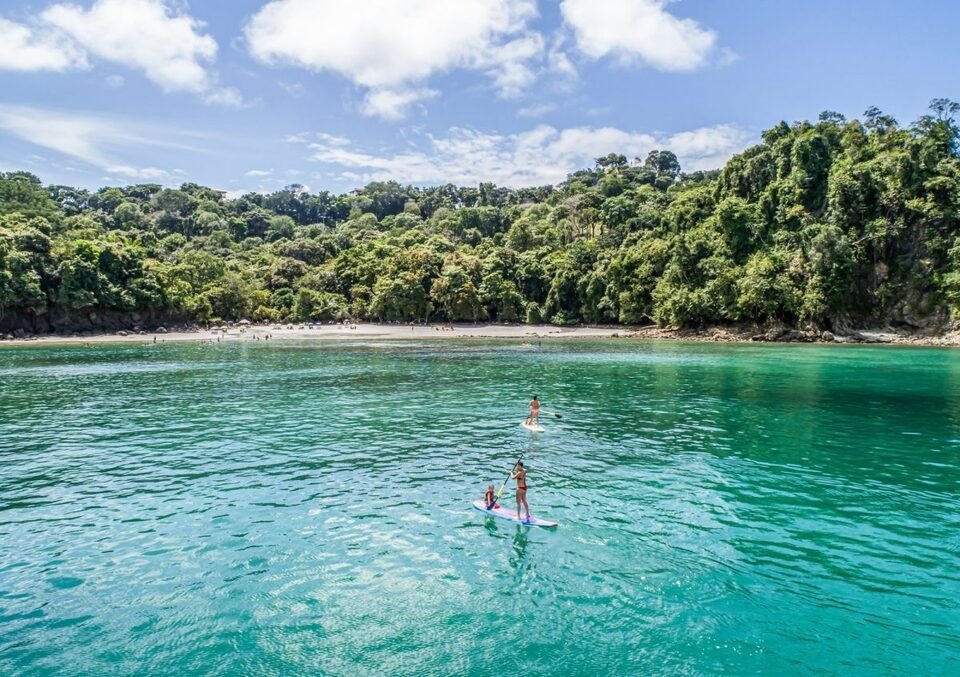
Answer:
[1, 339, 958, 674]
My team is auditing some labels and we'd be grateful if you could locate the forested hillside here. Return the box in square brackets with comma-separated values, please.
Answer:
[1, 100, 958, 335]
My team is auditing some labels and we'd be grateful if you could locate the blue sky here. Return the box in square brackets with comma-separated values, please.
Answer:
[0, 0, 957, 196]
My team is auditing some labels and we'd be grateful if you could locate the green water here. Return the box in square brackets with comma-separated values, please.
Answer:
[0, 340, 958, 675]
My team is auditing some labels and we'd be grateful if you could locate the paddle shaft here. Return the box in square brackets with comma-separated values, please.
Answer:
[493, 455, 522, 504]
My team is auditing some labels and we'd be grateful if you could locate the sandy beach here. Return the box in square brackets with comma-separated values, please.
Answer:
[0, 322, 630, 347]
[3, 321, 960, 348]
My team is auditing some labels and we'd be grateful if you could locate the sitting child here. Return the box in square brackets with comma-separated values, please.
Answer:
[483, 483, 499, 509]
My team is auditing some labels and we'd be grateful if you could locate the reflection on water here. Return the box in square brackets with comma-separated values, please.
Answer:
[0, 339, 958, 674]
[510, 526, 530, 573]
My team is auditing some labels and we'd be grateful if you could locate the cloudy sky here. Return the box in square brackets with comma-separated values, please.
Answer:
[0, 0, 957, 195]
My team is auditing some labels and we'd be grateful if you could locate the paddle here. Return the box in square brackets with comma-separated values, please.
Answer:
[541, 410, 563, 419]
[490, 453, 523, 508]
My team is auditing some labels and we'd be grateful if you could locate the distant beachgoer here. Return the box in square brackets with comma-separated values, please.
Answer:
[512, 461, 530, 521]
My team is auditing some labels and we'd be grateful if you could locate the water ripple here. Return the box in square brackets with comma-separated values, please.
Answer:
[1, 340, 958, 674]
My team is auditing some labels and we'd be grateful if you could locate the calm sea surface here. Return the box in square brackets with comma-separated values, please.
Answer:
[0, 339, 958, 675]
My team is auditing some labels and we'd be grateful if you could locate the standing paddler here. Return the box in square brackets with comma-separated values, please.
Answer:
[512, 461, 530, 522]
[525, 395, 541, 427]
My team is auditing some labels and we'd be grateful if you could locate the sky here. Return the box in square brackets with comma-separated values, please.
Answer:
[0, 0, 957, 196]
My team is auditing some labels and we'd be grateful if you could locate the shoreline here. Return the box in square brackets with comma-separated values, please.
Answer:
[2, 322, 959, 348]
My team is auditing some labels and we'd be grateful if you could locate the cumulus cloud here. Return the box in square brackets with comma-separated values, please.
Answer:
[0, 16, 87, 71]
[561, 0, 719, 71]
[0, 1, 239, 104]
[360, 88, 439, 121]
[481, 33, 544, 96]
[304, 123, 751, 188]
[0, 104, 202, 180]
[201, 86, 244, 107]
[42, 0, 222, 92]
[244, 0, 544, 119]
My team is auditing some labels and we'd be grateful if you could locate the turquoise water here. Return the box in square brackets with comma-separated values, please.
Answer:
[1, 339, 958, 675]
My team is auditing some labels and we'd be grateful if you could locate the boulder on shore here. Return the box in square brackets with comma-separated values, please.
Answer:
[776, 329, 816, 342]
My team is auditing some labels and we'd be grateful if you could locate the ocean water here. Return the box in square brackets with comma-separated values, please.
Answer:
[0, 339, 957, 675]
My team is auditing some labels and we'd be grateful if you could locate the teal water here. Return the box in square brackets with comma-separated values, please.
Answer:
[1, 339, 958, 675]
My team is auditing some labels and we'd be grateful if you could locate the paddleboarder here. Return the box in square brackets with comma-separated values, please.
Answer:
[525, 395, 541, 426]
[512, 461, 530, 522]
[483, 483, 498, 510]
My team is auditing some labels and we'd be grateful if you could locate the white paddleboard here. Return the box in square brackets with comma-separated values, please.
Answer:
[521, 421, 544, 433]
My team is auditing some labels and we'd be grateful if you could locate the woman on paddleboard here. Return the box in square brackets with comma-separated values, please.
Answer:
[512, 461, 530, 522]
[526, 396, 541, 426]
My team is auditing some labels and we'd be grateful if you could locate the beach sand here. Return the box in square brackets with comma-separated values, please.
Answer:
[0, 323, 628, 347]
[3, 322, 959, 347]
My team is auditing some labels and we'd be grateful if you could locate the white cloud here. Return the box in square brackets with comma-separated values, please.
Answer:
[305, 123, 751, 188]
[360, 88, 439, 121]
[547, 43, 577, 79]
[105, 74, 125, 88]
[286, 131, 352, 146]
[202, 86, 244, 107]
[0, 0, 239, 104]
[278, 81, 306, 97]
[0, 104, 203, 181]
[0, 16, 87, 71]
[245, 0, 543, 119]
[561, 0, 719, 71]
[315, 133, 350, 147]
[517, 103, 557, 118]
[42, 0, 217, 92]
[481, 33, 544, 96]
[245, 169, 273, 177]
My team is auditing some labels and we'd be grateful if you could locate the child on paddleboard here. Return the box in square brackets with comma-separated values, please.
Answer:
[483, 483, 498, 509]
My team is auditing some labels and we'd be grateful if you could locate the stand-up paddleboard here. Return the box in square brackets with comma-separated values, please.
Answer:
[473, 500, 558, 527]
[521, 421, 545, 433]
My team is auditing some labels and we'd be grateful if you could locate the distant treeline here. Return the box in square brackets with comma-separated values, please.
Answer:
[1, 99, 959, 334]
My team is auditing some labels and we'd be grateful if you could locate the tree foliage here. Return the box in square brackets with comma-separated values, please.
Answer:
[2, 101, 959, 332]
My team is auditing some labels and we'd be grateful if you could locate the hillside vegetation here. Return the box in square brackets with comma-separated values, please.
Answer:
[1, 101, 958, 335]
